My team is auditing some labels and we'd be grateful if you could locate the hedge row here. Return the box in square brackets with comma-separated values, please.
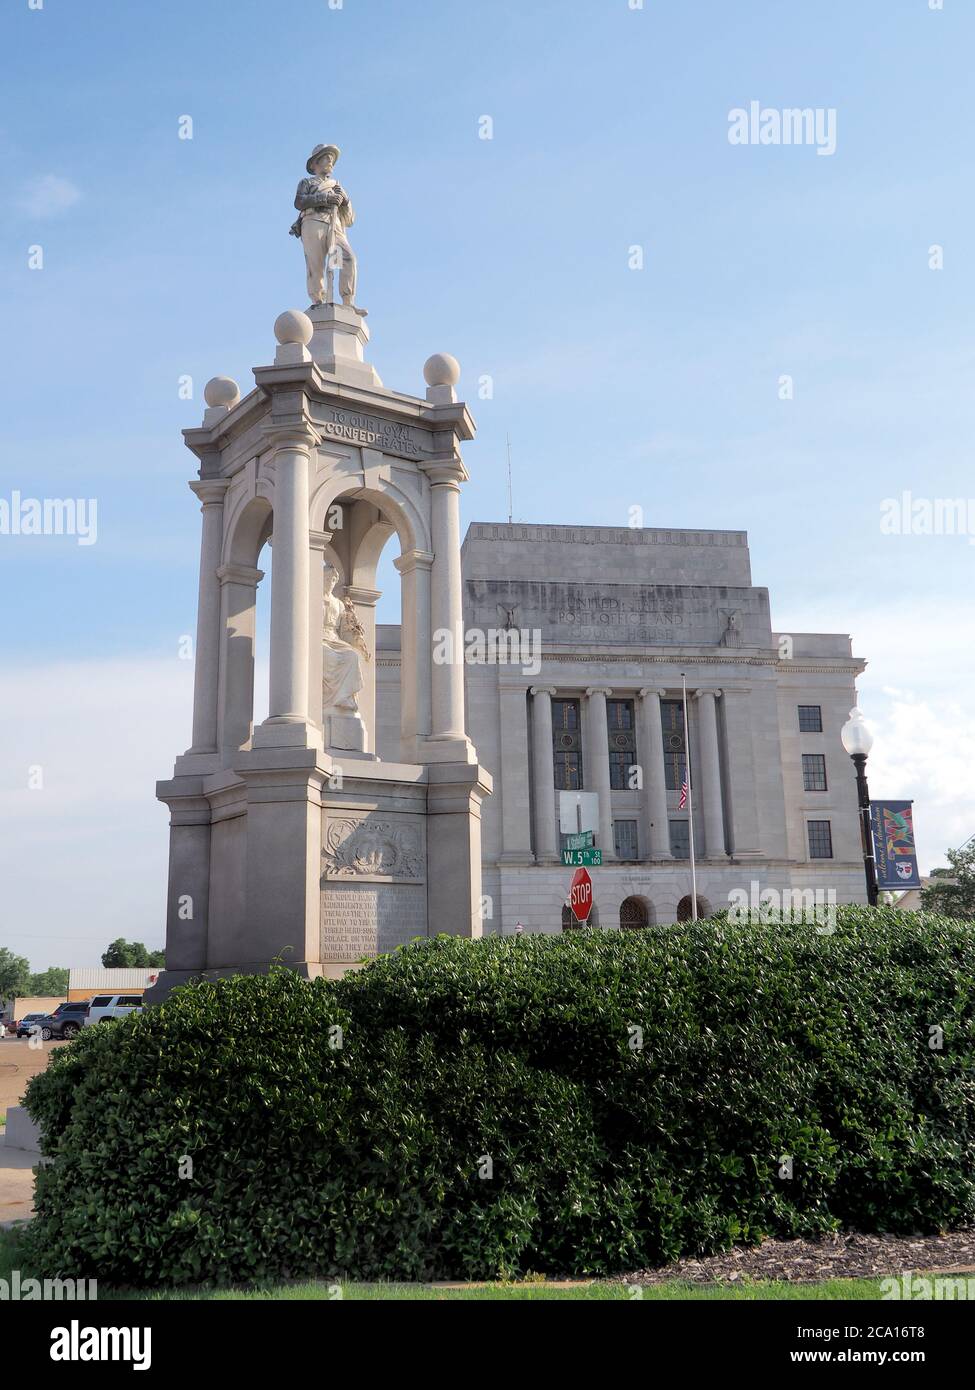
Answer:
[24, 907, 975, 1286]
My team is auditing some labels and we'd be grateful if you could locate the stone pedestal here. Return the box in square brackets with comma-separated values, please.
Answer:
[149, 753, 492, 999]
[308, 304, 382, 389]
[326, 709, 368, 753]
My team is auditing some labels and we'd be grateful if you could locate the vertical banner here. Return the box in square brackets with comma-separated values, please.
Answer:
[870, 800, 921, 890]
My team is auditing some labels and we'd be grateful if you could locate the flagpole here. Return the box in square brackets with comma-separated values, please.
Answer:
[681, 673, 698, 922]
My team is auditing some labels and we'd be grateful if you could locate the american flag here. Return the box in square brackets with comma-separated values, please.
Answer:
[678, 775, 688, 810]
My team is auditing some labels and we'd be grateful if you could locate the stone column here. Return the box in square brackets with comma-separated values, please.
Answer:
[586, 686, 616, 860]
[428, 463, 467, 742]
[721, 687, 763, 857]
[188, 478, 230, 753]
[498, 683, 533, 861]
[216, 562, 264, 766]
[394, 548, 434, 760]
[307, 530, 332, 741]
[638, 687, 672, 859]
[530, 685, 558, 860]
[695, 689, 726, 857]
[255, 423, 321, 746]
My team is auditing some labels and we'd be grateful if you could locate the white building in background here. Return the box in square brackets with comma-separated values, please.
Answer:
[377, 521, 867, 931]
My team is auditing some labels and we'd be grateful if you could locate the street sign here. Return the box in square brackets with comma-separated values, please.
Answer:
[561, 849, 602, 867]
[564, 830, 594, 851]
[569, 866, 594, 922]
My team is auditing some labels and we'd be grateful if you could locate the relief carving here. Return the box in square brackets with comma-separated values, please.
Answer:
[323, 816, 424, 879]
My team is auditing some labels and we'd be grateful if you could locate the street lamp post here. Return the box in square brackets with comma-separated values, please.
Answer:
[840, 707, 879, 907]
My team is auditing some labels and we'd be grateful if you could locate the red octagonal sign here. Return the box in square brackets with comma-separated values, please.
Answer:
[569, 866, 593, 923]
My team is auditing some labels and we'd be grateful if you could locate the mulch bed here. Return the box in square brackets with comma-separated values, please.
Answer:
[620, 1230, 975, 1285]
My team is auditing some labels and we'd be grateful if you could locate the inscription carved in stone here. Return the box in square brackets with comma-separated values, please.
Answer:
[321, 882, 428, 961]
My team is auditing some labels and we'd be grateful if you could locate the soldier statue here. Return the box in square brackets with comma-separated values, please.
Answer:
[290, 143, 358, 309]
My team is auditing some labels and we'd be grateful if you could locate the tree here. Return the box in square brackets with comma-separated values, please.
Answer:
[921, 840, 975, 920]
[29, 967, 69, 996]
[101, 939, 165, 969]
[0, 947, 31, 1002]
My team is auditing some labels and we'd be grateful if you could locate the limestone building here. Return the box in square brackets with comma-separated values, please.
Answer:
[376, 521, 867, 930]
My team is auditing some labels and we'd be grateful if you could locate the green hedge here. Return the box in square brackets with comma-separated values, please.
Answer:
[24, 907, 975, 1286]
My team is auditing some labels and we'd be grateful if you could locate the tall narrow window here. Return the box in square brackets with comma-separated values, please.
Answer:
[614, 820, 639, 860]
[661, 699, 688, 792]
[802, 753, 828, 792]
[808, 820, 833, 859]
[552, 698, 582, 790]
[669, 820, 690, 860]
[607, 698, 636, 789]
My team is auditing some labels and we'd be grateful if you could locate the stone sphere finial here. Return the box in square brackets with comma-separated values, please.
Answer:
[274, 309, 314, 347]
[423, 352, 461, 388]
[204, 376, 240, 410]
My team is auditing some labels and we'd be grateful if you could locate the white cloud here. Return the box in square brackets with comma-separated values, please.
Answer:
[16, 173, 82, 219]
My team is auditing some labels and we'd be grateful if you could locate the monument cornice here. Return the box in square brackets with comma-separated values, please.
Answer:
[182, 385, 268, 460]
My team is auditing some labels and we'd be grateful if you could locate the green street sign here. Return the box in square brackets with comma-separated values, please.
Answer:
[561, 849, 602, 867]
[564, 831, 594, 851]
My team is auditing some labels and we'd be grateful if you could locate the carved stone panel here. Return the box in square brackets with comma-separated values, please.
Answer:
[322, 814, 425, 881]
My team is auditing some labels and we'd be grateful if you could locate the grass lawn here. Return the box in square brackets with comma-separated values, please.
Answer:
[0, 1227, 887, 1300]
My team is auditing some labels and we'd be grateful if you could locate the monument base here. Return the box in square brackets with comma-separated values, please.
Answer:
[150, 751, 492, 999]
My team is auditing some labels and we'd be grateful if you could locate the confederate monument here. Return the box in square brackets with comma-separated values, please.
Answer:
[146, 145, 491, 1000]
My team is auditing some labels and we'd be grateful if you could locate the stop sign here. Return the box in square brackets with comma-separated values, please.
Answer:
[569, 866, 593, 923]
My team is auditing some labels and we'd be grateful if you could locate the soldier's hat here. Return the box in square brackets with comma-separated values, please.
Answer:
[306, 143, 340, 174]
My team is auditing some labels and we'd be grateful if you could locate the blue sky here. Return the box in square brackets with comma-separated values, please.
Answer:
[1, 0, 972, 969]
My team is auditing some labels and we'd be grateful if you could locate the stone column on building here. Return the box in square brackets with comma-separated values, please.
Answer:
[427, 461, 470, 750]
[216, 561, 264, 765]
[695, 689, 726, 857]
[638, 687, 673, 859]
[498, 682, 534, 861]
[721, 686, 763, 857]
[187, 478, 230, 754]
[586, 686, 616, 860]
[394, 548, 434, 760]
[530, 685, 558, 861]
[254, 422, 322, 747]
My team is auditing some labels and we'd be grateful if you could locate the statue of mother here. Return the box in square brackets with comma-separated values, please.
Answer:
[322, 565, 369, 715]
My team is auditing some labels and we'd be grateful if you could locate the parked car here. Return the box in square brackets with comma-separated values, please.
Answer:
[85, 994, 144, 1026]
[14, 1012, 49, 1038]
[35, 1001, 91, 1040]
